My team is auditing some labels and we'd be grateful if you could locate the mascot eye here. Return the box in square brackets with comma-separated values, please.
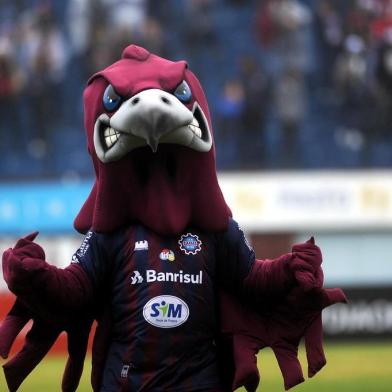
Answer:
[103, 84, 122, 112]
[174, 80, 192, 103]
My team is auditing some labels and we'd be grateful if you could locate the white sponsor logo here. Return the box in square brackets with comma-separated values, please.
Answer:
[159, 249, 175, 261]
[131, 270, 203, 285]
[134, 240, 148, 251]
[121, 365, 130, 378]
[73, 231, 93, 261]
[143, 295, 189, 328]
[130, 271, 144, 285]
[129, 269, 203, 285]
[146, 269, 202, 284]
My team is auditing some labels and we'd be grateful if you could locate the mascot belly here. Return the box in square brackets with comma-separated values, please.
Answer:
[0, 45, 346, 392]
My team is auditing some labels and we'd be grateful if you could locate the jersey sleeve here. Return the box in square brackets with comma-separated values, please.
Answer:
[71, 230, 109, 290]
[215, 218, 255, 292]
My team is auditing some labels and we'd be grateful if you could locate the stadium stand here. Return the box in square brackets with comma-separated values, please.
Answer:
[1, 0, 392, 179]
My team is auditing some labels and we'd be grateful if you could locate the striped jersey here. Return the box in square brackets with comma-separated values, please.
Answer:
[72, 218, 255, 391]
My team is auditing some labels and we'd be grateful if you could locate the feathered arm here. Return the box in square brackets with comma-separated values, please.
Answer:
[2, 232, 93, 314]
[0, 233, 94, 392]
[243, 237, 323, 298]
[217, 229, 346, 392]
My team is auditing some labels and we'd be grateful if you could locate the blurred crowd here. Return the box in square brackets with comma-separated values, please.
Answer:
[314, 0, 392, 166]
[1, 0, 392, 178]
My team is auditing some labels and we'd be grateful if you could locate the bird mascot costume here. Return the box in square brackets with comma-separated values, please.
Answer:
[0, 45, 346, 392]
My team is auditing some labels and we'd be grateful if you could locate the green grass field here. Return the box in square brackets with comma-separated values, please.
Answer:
[1, 342, 391, 391]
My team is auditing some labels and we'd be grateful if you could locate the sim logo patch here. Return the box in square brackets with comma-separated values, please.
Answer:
[143, 295, 189, 328]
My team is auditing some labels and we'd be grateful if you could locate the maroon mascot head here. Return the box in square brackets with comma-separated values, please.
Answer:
[74, 45, 231, 235]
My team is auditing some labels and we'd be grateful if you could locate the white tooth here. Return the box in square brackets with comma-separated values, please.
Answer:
[103, 126, 121, 149]
[189, 124, 202, 138]
[105, 137, 112, 148]
[192, 117, 200, 127]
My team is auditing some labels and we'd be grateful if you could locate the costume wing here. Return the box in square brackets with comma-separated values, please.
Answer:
[219, 286, 346, 391]
[0, 233, 94, 392]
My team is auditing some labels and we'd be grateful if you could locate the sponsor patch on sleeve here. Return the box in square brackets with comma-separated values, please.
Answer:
[72, 230, 94, 263]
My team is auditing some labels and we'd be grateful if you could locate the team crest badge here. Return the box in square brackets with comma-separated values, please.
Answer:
[178, 233, 202, 255]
